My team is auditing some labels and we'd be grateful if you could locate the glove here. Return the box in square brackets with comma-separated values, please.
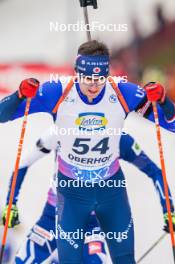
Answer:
[2, 204, 20, 228]
[18, 78, 40, 98]
[144, 82, 166, 103]
[163, 212, 175, 233]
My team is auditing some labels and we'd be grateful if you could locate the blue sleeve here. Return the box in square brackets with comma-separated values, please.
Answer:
[119, 133, 174, 213]
[146, 101, 175, 133]
[120, 134, 159, 175]
[0, 92, 24, 122]
[119, 134, 136, 161]
[118, 82, 175, 132]
[118, 82, 146, 113]
[0, 81, 62, 122]
[6, 167, 28, 205]
[119, 134, 159, 175]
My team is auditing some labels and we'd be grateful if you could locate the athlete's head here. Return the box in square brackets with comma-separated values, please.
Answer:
[75, 40, 110, 102]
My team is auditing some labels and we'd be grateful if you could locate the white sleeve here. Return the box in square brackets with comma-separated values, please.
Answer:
[20, 125, 58, 168]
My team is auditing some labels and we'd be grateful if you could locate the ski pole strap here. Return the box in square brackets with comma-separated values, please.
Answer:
[79, 0, 97, 9]
[108, 76, 130, 114]
[52, 77, 75, 114]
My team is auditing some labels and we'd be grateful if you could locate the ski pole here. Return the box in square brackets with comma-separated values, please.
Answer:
[152, 101, 175, 262]
[79, 0, 98, 41]
[0, 98, 31, 264]
[136, 232, 167, 263]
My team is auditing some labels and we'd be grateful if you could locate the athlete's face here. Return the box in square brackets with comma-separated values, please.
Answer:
[79, 76, 106, 102]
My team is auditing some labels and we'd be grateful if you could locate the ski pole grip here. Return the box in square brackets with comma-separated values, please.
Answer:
[79, 0, 98, 9]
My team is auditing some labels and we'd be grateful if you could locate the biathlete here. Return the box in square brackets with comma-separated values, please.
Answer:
[3, 127, 175, 263]
[0, 40, 175, 264]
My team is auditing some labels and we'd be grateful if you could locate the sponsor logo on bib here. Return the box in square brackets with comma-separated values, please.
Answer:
[75, 112, 108, 131]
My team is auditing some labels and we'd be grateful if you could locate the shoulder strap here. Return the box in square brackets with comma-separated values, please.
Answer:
[108, 76, 130, 114]
[52, 77, 75, 114]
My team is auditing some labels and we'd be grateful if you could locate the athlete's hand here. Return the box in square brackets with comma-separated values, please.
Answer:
[144, 82, 165, 103]
[18, 78, 40, 99]
[2, 204, 20, 228]
[163, 212, 175, 233]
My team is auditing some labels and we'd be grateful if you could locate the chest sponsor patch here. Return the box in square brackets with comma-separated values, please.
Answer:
[75, 112, 108, 131]
[109, 94, 118, 103]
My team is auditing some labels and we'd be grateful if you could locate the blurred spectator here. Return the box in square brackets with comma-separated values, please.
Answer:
[166, 65, 175, 101]
[141, 66, 166, 86]
[155, 4, 166, 32]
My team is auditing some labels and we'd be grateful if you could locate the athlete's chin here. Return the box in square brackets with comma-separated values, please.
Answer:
[87, 92, 99, 98]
